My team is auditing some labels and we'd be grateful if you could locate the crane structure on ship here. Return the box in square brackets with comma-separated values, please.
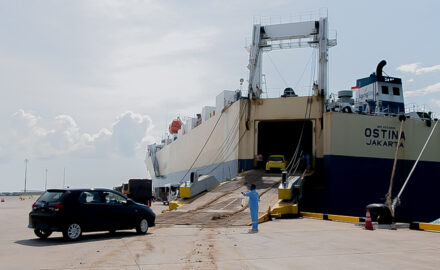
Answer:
[247, 16, 337, 99]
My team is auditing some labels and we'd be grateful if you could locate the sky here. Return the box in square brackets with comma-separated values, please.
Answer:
[1, 0, 439, 192]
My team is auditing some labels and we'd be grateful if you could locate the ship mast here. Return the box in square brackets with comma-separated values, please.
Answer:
[247, 16, 336, 99]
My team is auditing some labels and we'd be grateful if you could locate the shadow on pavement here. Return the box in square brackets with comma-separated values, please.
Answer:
[15, 231, 151, 247]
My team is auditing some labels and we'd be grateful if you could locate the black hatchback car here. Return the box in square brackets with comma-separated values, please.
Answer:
[28, 188, 155, 240]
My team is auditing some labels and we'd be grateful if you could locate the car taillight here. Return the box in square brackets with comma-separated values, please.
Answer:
[32, 203, 35, 209]
[54, 203, 64, 211]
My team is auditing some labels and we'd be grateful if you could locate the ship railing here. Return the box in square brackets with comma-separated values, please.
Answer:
[253, 8, 328, 26]
[405, 103, 435, 117]
[262, 86, 314, 99]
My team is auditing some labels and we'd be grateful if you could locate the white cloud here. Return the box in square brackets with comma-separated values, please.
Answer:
[108, 111, 155, 157]
[397, 62, 440, 75]
[431, 98, 440, 108]
[405, 82, 440, 97]
[407, 78, 414, 83]
[1, 110, 154, 161]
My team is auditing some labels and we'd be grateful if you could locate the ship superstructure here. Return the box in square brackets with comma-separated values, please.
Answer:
[354, 60, 404, 115]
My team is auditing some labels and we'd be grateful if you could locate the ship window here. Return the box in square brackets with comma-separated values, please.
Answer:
[381, 86, 389, 94]
[392, 87, 400, 96]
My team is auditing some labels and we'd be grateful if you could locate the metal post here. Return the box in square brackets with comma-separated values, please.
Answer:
[24, 159, 28, 193]
[318, 17, 329, 99]
[63, 168, 65, 188]
[45, 169, 48, 191]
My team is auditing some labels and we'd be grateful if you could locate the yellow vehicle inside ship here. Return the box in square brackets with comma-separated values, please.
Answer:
[265, 155, 286, 172]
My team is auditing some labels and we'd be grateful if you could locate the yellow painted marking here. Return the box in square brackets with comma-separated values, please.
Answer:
[270, 200, 298, 216]
[419, 223, 440, 232]
[278, 188, 291, 200]
[179, 187, 191, 198]
[168, 201, 181, 211]
[327, 214, 361, 223]
[249, 201, 299, 225]
[301, 212, 362, 223]
[257, 213, 270, 224]
[237, 170, 252, 177]
[301, 212, 324, 219]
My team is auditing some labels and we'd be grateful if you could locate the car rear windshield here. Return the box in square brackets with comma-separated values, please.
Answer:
[38, 191, 65, 203]
[269, 157, 283, 161]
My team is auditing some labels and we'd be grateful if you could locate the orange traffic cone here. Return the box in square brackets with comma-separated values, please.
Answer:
[365, 209, 374, 230]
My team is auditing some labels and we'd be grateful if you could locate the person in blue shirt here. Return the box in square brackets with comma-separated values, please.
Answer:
[242, 184, 260, 233]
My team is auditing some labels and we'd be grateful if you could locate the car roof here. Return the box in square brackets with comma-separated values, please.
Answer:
[46, 188, 117, 192]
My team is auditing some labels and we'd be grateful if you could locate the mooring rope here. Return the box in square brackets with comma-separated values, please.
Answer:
[385, 118, 405, 215]
[392, 120, 438, 213]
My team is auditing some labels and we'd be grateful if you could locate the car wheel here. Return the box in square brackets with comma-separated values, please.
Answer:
[136, 218, 149, 234]
[34, 229, 52, 239]
[63, 223, 82, 240]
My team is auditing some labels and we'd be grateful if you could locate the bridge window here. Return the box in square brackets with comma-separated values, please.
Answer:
[392, 87, 400, 96]
[381, 86, 389, 94]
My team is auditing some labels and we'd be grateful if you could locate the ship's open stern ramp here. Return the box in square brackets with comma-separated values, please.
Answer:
[155, 170, 282, 227]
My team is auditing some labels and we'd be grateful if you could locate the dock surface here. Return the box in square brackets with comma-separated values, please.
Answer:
[1, 182, 440, 269]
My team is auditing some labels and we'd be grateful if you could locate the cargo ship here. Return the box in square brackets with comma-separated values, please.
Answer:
[146, 16, 440, 222]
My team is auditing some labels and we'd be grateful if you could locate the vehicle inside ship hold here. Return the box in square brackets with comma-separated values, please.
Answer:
[257, 120, 313, 167]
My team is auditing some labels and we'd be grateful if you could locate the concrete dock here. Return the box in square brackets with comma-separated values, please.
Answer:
[1, 194, 440, 270]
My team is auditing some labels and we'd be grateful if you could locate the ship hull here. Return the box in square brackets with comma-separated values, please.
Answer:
[304, 112, 440, 222]
[302, 156, 440, 222]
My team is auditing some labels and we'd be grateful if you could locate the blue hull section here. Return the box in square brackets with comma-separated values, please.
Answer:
[301, 155, 440, 222]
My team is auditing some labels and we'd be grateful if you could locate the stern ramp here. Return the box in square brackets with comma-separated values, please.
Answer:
[155, 170, 281, 227]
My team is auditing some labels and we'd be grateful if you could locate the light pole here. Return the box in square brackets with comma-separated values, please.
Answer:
[63, 168, 65, 188]
[45, 169, 48, 190]
[24, 159, 28, 193]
